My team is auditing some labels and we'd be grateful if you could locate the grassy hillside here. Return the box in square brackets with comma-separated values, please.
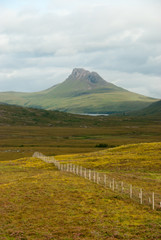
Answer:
[1, 102, 161, 127]
[0, 156, 161, 239]
[56, 142, 161, 194]
[131, 100, 161, 116]
[0, 68, 157, 113]
[0, 103, 124, 127]
[0, 103, 103, 127]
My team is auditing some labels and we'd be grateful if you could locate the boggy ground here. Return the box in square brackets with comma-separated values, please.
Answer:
[0, 119, 161, 161]
[0, 157, 161, 240]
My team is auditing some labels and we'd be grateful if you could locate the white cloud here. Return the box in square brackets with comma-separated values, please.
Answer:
[0, 0, 160, 98]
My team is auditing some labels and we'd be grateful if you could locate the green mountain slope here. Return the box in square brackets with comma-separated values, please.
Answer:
[0, 68, 157, 113]
[131, 100, 161, 116]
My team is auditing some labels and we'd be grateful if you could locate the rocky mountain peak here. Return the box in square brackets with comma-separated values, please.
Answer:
[68, 68, 107, 86]
[71, 68, 90, 79]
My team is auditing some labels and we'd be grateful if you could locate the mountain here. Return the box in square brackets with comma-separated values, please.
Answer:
[0, 68, 158, 113]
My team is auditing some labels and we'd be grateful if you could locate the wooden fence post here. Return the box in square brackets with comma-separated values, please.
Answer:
[104, 174, 106, 187]
[93, 171, 96, 182]
[97, 172, 99, 184]
[80, 166, 83, 177]
[152, 192, 155, 210]
[140, 188, 143, 204]
[112, 178, 115, 191]
[89, 170, 91, 181]
[84, 168, 87, 178]
[121, 182, 124, 192]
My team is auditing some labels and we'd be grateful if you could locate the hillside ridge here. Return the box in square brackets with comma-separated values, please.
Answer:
[131, 100, 161, 116]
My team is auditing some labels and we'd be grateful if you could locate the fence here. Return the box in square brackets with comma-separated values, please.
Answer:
[33, 152, 161, 211]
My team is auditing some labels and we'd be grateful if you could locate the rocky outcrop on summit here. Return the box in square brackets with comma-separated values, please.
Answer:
[68, 68, 106, 84]
[70, 68, 90, 79]
[66, 68, 107, 85]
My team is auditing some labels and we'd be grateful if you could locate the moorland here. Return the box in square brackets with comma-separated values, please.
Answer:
[0, 103, 161, 160]
[0, 154, 161, 240]
[0, 97, 161, 239]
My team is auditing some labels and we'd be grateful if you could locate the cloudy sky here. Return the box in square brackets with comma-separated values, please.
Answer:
[0, 0, 161, 98]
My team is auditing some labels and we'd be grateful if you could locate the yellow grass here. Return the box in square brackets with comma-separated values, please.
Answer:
[56, 142, 161, 193]
[0, 156, 161, 239]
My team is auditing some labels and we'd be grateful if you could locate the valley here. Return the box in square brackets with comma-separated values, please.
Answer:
[0, 71, 161, 239]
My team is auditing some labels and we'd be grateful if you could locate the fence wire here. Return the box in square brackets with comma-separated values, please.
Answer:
[33, 152, 161, 211]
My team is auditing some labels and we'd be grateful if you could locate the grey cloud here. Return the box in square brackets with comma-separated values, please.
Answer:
[0, 67, 71, 92]
[0, 0, 160, 98]
[97, 70, 161, 99]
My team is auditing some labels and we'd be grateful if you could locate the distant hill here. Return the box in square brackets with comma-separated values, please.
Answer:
[0, 103, 86, 126]
[0, 68, 157, 114]
[132, 100, 161, 116]
[0, 102, 160, 128]
[0, 103, 113, 127]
